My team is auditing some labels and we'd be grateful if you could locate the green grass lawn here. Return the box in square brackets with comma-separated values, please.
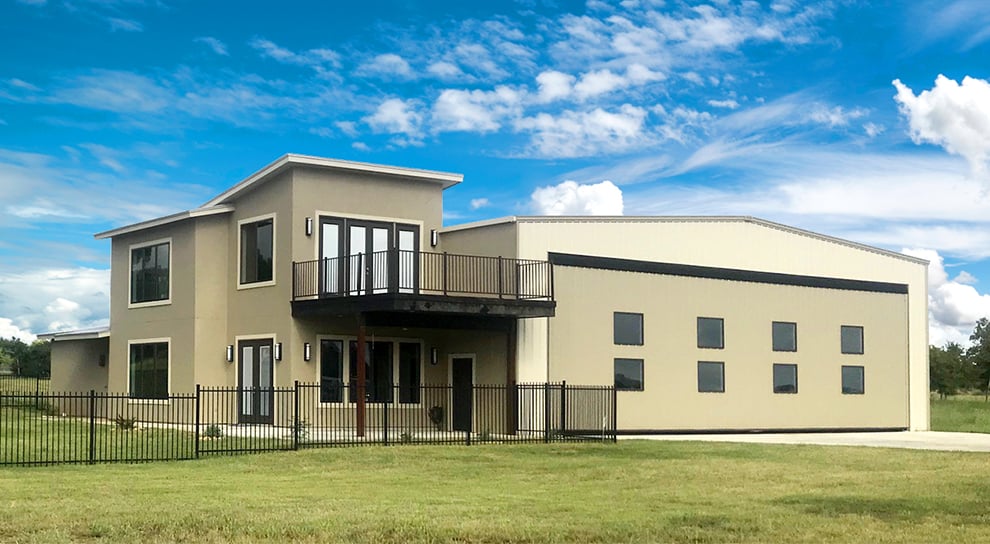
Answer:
[930, 394, 990, 433]
[2, 441, 990, 543]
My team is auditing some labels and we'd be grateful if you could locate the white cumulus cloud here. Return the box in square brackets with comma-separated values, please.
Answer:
[514, 104, 650, 158]
[0, 318, 36, 343]
[893, 75, 990, 176]
[531, 179, 624, 215]
[363, 98, 422, 136]
[902, 248, 990, 346]
[358, 53, 413, 79]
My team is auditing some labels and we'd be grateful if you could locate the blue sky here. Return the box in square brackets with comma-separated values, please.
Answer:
[2, 0, 990, 346]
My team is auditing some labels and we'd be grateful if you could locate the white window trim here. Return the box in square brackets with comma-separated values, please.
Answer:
[237, 213, 277, 290]
[126, 337, 171, 404]
[316, 335, 425, 407]
[127, 237, 173, 309]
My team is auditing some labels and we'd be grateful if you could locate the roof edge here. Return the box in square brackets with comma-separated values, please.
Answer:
[37, 327, 111, 341]
[94, 205, 234, 240]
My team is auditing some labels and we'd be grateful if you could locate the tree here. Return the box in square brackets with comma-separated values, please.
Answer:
[0, 337, 49, 378]
[967, 318, 990, 396]
[930, 343, 970, 398]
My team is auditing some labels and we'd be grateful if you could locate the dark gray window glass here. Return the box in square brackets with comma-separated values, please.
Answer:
[129, 342, 168, 399]
[841, 326, 864, 354]
[398, 342, 421, 404]
[697, 362, 725, 393]
[842, 365, 865, 394]
[697, 317, 724, 349]
[773, 363, 798, 394]
[241, 219, 274, 284]
[613, 312, 644, 345]
[130, 242, 169, 303]
[772, 321, 797, 352]
[349, 341, 393, 403]
[319, 339, 343, 403]
[614, 358, 644, 391]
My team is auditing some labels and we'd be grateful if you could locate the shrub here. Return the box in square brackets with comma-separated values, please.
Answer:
[291, 418, 310, 441]
[400, 430, 413, 444]
[203, 424, 223, 439]
[114, 414, 137, 430]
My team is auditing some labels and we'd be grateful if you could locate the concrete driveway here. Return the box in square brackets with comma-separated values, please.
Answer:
[621, 431, 990, 452]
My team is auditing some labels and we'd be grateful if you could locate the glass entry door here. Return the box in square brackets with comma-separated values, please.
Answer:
[238, 339, 274, 424]
[317, 216, 419, 296]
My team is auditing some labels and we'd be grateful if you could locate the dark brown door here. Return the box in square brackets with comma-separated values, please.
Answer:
[238, 339, 274, 424]
[451, 357, 473, 432]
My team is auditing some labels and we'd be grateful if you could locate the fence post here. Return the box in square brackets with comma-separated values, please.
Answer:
[560, 381, 567, 438]
[442, 252, 448, 295]
[34, 376, 41, 410]
[194, 384, 201, 459]
[611, 386, 618, 443]
[293, 380, 301, 451]
[383, 397, 389, 446]
[497, 256, 504, 299]
[88, 390, 96, 464]
[543, 382, 551, 443]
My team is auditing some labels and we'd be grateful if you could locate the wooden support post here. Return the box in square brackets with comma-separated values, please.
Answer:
[356, 315, 367, 438]
[506, 320, 518, 435]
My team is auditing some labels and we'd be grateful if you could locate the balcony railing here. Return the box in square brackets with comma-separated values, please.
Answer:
[292, 249, 554, 301]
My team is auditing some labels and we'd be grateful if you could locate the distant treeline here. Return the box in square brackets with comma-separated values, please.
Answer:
[931, 318, 990, 398]
[0, 337, 50, 378]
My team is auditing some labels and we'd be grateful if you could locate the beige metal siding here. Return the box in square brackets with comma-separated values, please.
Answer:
[551, 265, 909, 430]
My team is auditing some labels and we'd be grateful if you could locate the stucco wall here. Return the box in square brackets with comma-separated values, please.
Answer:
[50, 337, 109, 392]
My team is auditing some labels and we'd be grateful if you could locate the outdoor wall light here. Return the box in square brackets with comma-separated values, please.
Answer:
[430, 229, 438, 247]
[225, 345, 234, 363]
[305, 217, 313, 237]
[304, 342, 312, 362]
[274, 342, 283, 361]
[430, 347, 439, 366]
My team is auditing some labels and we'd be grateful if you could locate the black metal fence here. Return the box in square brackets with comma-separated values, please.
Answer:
[292, 249, 554, 301]
[0, 382, 615, 466]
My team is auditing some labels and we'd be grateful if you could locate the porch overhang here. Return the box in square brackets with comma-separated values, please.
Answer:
[291, 293, 556, 320]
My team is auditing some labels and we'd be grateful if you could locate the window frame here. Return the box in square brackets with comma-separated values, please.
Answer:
[840, 325, 865, 354]
[128, 238, 172, 308]
[697, 361, 725, 393]
[772, 363, 798, 394]
[772, 321, 797, 352]
[697, 317, 725, 349]
[237, 213, 277, 289]
[614, 358, 644, 392]
[318, 338, 345, 404]
[317, 335, 424, 406]
[127, 337, 171, 403]
[841, 365, 865, 395]
[613, 312, 644, 346]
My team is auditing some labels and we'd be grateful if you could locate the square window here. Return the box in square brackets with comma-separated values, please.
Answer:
[697, 361, 725, 393]
[773, 363, 798, 394]
[130, 241, 170, 304]
[614, 358, 644, 391]
[129, 342, 168, 399]
[841, 326, 864, 354]
[842, 365, 865, 394]
[613, 312, 644, 345]
[772, 321, 797, 352]
[241, 219, 274, 284]
[697, 317, 724, 349]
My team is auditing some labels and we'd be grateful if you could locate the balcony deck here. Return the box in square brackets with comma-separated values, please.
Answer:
[291, 250, 555, 320]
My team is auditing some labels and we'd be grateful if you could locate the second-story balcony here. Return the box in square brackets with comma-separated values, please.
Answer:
[291, 249, 555, 320]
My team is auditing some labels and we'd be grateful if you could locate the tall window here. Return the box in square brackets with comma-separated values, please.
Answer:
[772, 322, 797, 352]
[697, 317, 724, 349]
[129, 342, 168, 399]
[241, 218, 274, 284]
[697, 361, 725, 393]
[398, 342, 421, 404]
[841, 326, 864, 354]
[773, 363, 798, 394]
[131, 241, 169, 304]
[349, 341, 393, 403]
[320, 339, 343, 403]
[613, 312, 644, 345]
[842, 365, 865, 394]
[614, 358, 644, 391]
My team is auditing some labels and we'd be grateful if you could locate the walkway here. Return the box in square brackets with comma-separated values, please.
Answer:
[622, 431, 990, 452]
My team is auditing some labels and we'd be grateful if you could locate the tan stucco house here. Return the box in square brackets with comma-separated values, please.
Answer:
[43, 154, 930, 432]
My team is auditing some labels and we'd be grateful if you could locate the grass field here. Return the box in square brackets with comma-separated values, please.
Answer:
[2, 441, 990, 543]
[930, 394, 990, 433]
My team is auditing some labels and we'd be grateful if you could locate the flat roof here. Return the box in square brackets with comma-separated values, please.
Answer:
[440, 215, 929, 266]
[37, 326, 111, 341]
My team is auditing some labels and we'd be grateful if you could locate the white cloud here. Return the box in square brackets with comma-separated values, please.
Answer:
[708, 99, 739, 109]
[810, 105, 868, 127]
[863, 122, 884, 138]
[249, 38, 340, 77]
[335, 121, 359, 137]
[514, 104, 650, 158]
[535, 70, 575, 103]
[470, 198, 490, 210]
[363, 98, 422, 136]
[574, 69, 628, 99]
[0, 318, 36, 343]
[352, 142, 370, 151]
[0, 268, 109, 338]
[107, 17, 142, 32]
[195, 36, 228, 56]
[893, 75, 990, 177]
[16, 0, 47, 5]
[903, 248, 990, 346]
[431, 86, 523, 133]
[427, 61, 463, 80]
[357, 53, 413, 79]
[531, 179, 624, 215]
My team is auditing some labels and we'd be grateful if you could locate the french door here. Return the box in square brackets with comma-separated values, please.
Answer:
[319, 217, 419, 296]
[238, 339, 274, 424]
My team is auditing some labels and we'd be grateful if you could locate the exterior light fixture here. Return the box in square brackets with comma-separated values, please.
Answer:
[430, 229, 438, 247]
[225, 345, 234, 363]
[305, 217, 313, 237]
[430, 347, 439, 366]
[274, 342, 283, 361]
[304, 342, 312, 362]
